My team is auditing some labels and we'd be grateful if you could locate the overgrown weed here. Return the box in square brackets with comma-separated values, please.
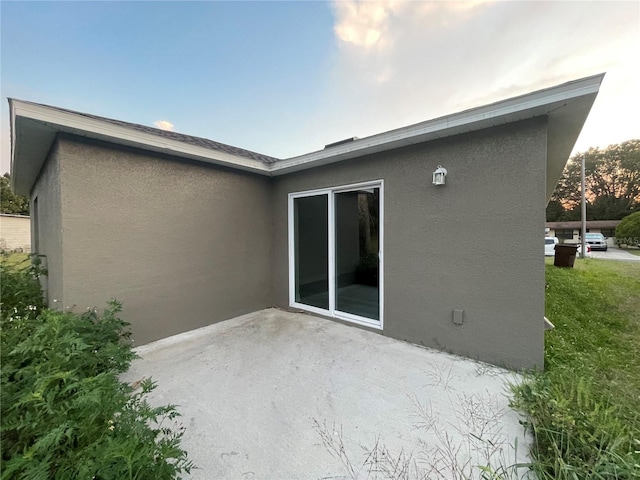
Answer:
[511, 260, 640, 479]
[316, 260, 640, 479]
[1, 253, 193, 479]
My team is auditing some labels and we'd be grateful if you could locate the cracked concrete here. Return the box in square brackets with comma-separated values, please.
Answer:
[123, 308, 532, 479]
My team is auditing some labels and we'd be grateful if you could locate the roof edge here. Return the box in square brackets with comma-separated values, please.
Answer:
[272, 73, 605, 174]
[10, 73, 604, 194]
[9, 99, 272, 193]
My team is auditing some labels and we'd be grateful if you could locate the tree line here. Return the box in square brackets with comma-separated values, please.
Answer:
[547, 139, 640, 221]
[1, 173, 29, 216]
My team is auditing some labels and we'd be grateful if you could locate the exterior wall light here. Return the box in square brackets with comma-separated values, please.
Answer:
[432, 165, 447, 185]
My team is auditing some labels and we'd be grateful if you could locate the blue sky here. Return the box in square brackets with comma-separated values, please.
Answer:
[2, 1, 639, 174]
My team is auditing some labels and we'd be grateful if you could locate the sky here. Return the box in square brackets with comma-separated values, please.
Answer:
[1, 1, 639, 174]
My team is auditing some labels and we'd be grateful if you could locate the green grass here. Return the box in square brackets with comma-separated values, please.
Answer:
[511, 259, 640, 479]
[544, 260, 640, 405]
[1, 252, 29, 267]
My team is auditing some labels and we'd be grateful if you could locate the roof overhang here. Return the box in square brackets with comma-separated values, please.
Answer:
[9, 100, 271, 195]
[10, 73, 603, 198]
[270, 74, 604, 202]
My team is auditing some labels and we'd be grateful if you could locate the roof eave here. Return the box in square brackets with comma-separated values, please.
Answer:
[10, 73, 603, 198]
[9, 100, 271, 195]
[9, 99, 19, 192]
[271, 74, 604, 182]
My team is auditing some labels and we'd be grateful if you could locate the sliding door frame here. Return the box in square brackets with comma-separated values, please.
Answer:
[288, 179, 384, 330]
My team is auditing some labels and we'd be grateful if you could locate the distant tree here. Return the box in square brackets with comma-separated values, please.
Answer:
[552, 205, 581, 222]
[546, 198, 580, 222]
[549, 160, 582, 212]
[589, 195, 636, 220]
[545, 199, 565, 222]
[0, 173, 29, 215]
[615, 211, 640, 246]
[548, 139, 640, 221]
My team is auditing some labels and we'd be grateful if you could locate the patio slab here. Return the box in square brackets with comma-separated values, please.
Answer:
[123, 308, 532, 479]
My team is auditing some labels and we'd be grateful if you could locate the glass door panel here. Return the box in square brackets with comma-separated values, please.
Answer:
[293, 195, 329, 310]
[335, 188, 380, 320]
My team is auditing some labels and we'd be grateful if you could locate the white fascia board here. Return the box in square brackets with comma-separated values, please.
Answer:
[10, 100, 271, 175]
[271, 74, 604, 175]
[9, 100, 17, 184]
[10, 73, 604, 189]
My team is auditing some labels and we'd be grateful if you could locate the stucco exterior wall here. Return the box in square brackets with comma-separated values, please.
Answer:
[30, 144, 64, 304]
[0, 215, 31, 252]
[53, 135, 273, 344]
[272, 119, 548, 369]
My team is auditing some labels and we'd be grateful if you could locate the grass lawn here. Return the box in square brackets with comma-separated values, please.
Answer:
[511, 259, 640, 478]
[1, 252, 30, 267]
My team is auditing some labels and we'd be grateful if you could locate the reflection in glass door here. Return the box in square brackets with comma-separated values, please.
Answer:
[335, 189, 379, 320]
[293, 195, 329, 310]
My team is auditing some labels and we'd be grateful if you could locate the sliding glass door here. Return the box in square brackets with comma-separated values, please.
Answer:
[289, 181, 383, 328]
[293, 195, 329, 309]
[335, 188, 380, 320]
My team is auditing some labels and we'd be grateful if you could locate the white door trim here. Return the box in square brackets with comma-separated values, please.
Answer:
[288, 180, 384, 330]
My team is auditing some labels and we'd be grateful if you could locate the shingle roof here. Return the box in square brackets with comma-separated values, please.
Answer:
[23, 101, 280, 165]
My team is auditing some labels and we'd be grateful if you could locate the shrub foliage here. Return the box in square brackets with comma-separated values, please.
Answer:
[616, 211, 640, 246]
[1, 254, 193, 479]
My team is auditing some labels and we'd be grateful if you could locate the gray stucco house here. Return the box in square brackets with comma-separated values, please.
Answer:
[9, 74, 603, 369]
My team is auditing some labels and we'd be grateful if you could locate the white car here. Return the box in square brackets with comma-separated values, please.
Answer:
[544, 237, 592, 258]
[545, 237, 559, 256]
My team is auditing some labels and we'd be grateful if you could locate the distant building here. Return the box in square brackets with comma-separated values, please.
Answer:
[545, 220, 620, 246]
[0, 214, 31, 252]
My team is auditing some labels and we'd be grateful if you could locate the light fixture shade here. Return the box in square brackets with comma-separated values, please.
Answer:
[432, 165, 447, 185]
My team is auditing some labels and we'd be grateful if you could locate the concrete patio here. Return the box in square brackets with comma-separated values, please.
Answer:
[123, 309, 532, 479]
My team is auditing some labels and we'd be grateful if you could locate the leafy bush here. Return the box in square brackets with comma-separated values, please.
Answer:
[355, 253, 379, 286]
[1, 255, 193, 479]
[616, 211, 640, 246]
[0, 253, 47, 321]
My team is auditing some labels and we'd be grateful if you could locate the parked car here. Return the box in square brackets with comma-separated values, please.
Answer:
[545, 237, 591, 258]
[585, 232, 608, 251]
[545, 237, 559, 256]
[576, 243, 592, 258]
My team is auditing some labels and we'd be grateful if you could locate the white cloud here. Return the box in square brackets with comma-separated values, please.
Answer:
[333, 1, 394, 49]
[333, 1, 490, 50]
[317, 0, 640, 155]
[153, 120, 174, 131]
